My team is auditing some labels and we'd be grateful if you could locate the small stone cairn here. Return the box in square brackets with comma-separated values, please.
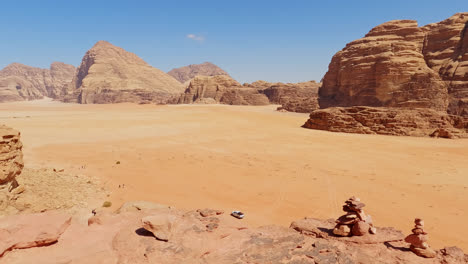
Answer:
[333, 196, 377, 237]
[404, 218, 437, 258]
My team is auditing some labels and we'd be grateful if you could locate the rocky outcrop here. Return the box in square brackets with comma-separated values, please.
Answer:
[319, 20, 449, 110]
[0, 62, 75, 102]
[177, 75, 269, 105]
[303, 106, 468, 138]
[319, 13, 468, 117]
[305, 14, 468, 137]
[261, 81, 320, 113]
[0, 204, 466, 263]
[64, 41, 184, 104]
[167, 62, 229, 83]
[0, 125, 23, 185]
[0, 125, 23, 211]
[422, 13, 468, 116]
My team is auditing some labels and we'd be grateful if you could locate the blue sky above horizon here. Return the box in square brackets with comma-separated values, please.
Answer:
[0, 1, 466, 83]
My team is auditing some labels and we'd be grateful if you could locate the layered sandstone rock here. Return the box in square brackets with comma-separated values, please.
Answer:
[177, 75, 269, 105]
[303, 106, 468, 138]
[261, 81, 320, 113]
[0, 62, 75, 102]
[422, 13, 468, 116]
[0, 125, 23, 185]
[167, 62, 229, 83]
[306, 14, 468, 137]
[64, 41, 184, 104]
[0, 205, 466, 263]
[319, 20, 449, 110]
[0, 125, 24, 211]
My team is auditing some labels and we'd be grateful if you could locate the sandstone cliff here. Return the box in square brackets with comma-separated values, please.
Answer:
[306, 13, 468, 137]
[319, 20, 450, 111]
[422, 13, 468, 116]
[177, 75, 270, 105]
[0, 204, 466, 263]
[168, 62, 229, 83]
[319, 13, 468, 117]
[0, 62, 75, 102]
[65, 41, 184, 104]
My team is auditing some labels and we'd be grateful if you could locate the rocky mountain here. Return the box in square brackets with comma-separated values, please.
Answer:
[0, 62, 75, 102]
[319, 13, 468, 116]
[0, 204, 466, 263]
[168, 62, 229, 83]
[64, 41, 184, 104]
[177, 75, 269, 105]
[305, 13, 468, 137]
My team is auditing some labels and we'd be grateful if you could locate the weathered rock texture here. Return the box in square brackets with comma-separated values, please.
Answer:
[261, 81, 320, 113]
[0, 125, 23, 185]
[303, 106, 468, 138]
[0, 212, 71, 257]
[63, 41, 184, 104]
[0, 125, 24, 212]
[167, 62, 229, 83]
[177, 75, 270, 105]
[423, 13, 468, 116]
[319, 13, 468, 116]
[0, 62, 75, 102]
[0, 204, 466, 263]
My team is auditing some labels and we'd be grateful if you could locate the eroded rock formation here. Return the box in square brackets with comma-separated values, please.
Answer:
[177, 75, 270, 105]
[0, 204, 466, 263]
[0, 125, 24, 210]
[0, 125, 23, 185]
[167, 62, 229, 83]
[305, 13, 468, 137]
[64, 41, 184, 104]
[319, 13, 468, 116]
[0, 62, 75, 102]
[303, 106, 468, 138]
[261, 81, 320, 113]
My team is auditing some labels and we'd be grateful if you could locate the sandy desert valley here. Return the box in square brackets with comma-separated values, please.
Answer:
[0, 6, 468, 264]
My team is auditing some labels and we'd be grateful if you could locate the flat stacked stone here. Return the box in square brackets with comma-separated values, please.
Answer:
[404, 218, 437, 258]
[333, 196, 376, 237]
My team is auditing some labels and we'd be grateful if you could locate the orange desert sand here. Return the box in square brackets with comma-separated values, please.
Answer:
[1, 99, 467, 251]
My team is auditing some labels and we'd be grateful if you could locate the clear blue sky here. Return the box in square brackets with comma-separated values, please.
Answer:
[0, 1, 466, 83]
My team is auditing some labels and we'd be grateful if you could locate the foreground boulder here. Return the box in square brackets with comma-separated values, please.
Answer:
[303, 106, 468, 138]
[318, 13, 468, 116]
[177, 75, 269, 105]
[0, 62, 75, 102]
[0, 205, 466, 263]
[63, 41, 184, 104]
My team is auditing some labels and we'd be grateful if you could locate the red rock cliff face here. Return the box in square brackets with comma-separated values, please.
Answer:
[423, 13, 468, 116]
[319, 13, 468, 115]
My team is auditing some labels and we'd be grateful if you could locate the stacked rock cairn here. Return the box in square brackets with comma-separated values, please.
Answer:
[404, 218, 437, 258]
[333, 196, 377, 237]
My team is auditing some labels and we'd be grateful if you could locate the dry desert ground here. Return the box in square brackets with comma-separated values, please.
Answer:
[1, 99, 468, 251]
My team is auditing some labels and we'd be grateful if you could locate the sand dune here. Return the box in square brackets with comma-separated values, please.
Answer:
[1, 100, 467, 251]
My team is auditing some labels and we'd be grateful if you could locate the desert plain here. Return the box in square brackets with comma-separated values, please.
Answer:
[1, 99, 467, 251]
